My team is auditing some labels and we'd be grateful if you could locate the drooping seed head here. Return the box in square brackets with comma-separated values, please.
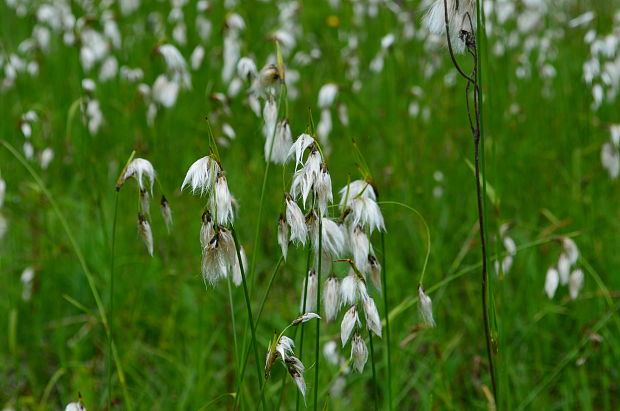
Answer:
[418, 285, 436, 327]
[138, 213, 154, 256]
[340, 305, 360, 346]
[351, 332, 368, 372]
[544, 267, 559, 299]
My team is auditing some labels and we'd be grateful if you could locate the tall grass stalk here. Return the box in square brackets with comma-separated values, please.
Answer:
[295, 243, 313, 411]
[380, 231, 392, 410]
[1, 140, 132, 409]
[230, 225, 266, 410]
[313, 217, 323, 411]
[368, 333, 380, 411]
[107, 192, 119, 409]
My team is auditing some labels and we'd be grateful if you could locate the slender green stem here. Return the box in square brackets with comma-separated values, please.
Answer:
[295, 244, 313, 411]
[380, 232, 392, 410]
[233, 257, 284, 410]
[1, 140, 132, 410]
[230, 226, 267, 410]
[227, 276, 240, 382]
[368, 333, 380, 411]
[107, 193, 119, 409]
[313, 218, 323, 411]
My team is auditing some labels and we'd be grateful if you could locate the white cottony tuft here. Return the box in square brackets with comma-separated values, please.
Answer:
[201, 228, 236, 285]
[317, 109, 332, 144]
[278, 215, 289, 260]
[300, 269, 318, 312]
[418, 285, 436, 327]
[285, 194, 307, 245]
[276, 335, 295, 361]
[317, 218, 345, 258]
[362, 294, 382, 337]
[121, 158, 156, 192]
[140, 189, 150, 217]
[557, 253, 571, 285]
[209, 174, 234, 225]
[340, 270, 361, 308]
[138, 214, 153, 256]
[351, 332, 368, 372]
[316, 164, 333, 217]
[544, 267, 559, 299]
[349, 226, 371, 275]
[369, 255, 382, 292]
[323, 276, 341, 321]
[157, 44, 191, 89]
[601, 142, 620, 179]
[561, 237, 579, 265]
[290, 149, 322, 207]
[160, 196, 173, 233]
[569, 269, 584, 300]
[287, 356, 307, 403]
[341, 305, 360, 346]
[269, 119, 293, 164]
[287, 133, 315, 169]
[200, 212, 215, 249]
[232, 245, 247, 286]
[152, 74, 180, 107]
[294, 312, 321, 325]
[423, 0, 476, 54]
[349, 197, 385, 233]
[339, 180, 377, 210]
[318, 83, 338, 109]
[65, 402, 86, 411]
[181, 156, 221, 195]
[262, 96, 278, 157]
[237, 57, 258, 81]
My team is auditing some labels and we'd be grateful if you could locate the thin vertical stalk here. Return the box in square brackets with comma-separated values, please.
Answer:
[230, 226, 267, 410]
[227, 277, 240, 378]
[107, 192, 119, 409]
[380, 232, 392, 410]
[313, 217, 323, 411]
[295, 244, 313, 411]
[368, 333, 380, 411]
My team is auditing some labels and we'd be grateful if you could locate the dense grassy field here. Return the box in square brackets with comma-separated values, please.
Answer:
[1, 0, 619, 410]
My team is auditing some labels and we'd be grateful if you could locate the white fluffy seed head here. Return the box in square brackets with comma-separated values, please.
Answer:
[324, 276, 341, 321]
[369, 255, 382, 292]
[287, 133, 315, 169]
[160, 196, 173, 233]
[140, 189, 150, 217]
[349, 197, 385, 233]
[562, 237, 579, 265]
[152, 74, 180, 107]
[278, 215, 289, 260]
[276, 335, 295, 361]
[340, 270, 360, 308]
[418, 286, 436, 327]
[237, 57, 258, 81]
[569, 269, 584, 300]
[181, 156, 220, 195]
[557, 253, 571, 285]
[351, 332, 368, 372]
[232, 245, 247, 286]
[339, 180, 376, 210]
[341, 305, 360, 346]
[318, 83, 338, 109]
[285, 194, 307, 245]
[209, 174, 234, 225]
[544, 267, 559, 299]
[423, 0, 476, 54]
[269, 119, 293, 164]
[138, 214, 153, 256]
[293, 312, 321, 325]
[65, 402, 86, 411]
[121, 158, 156, 192]
[362, 294, 382, 337]
[350, 225, 371, 275]
[300, 269, 318, 313]
[320, 218, 345, 258]
[287, 356, 307, 402]
[200, 212, 214, 249]
[316, 164, 333, 217]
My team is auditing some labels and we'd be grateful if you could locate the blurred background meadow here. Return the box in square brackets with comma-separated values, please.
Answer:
[1, 0, 620, 409]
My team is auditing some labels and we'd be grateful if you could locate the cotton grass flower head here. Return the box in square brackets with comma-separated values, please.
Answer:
[318, 218, 345, 257]
[201, 227, 236, 286]
[285, 193, 307, 245]
[316, 163, 333, 216]
[292, 312, 322, 325]
[157, 44, 191, 89]
[138, 213, 153, 256]
[341, 305, 360, 345]
[290, 148, 322, 206]
[349, 225, 371, 275]
[544, 267, 559, 299]
[423, 0, 477, 54]
[237, 57, 257, 81]
[278, 214, 289, 259]
[287, 133, 315, 169]
[65, 401, 86, 411]
[181, 156, 221, 195]
[200, 211, 215, 249]
[152, 74, 180, 107]
[208, 173, 234, 225]
[262, 96, 278, 148]
[231, 245, 247, 286]
[351, 332, 368, 372]
[418, 285, 436, 327]
[323, 275, 341, 321]
[300, 269, 318, 312]
[362, 294, 382, 337]
[140, 189, 150, 217]
[254, 63, 281, 97]
[339, 179, 377, 209]
[569, 269, 584, 300]
[160, 196, 173, 233]
[368, 255, 382, 292]
[340, 269, 365, 307]
[318, 83, 339, 109]
[349, 197, 385, 233]
[268, 119, 293, 164]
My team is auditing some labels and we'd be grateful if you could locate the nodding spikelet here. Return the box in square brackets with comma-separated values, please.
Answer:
[209, 174, 234, 225]
[287, 133, 315, 169]
[65, 399, 87, 411]
[120, 158, 156, 192]
[569, 269, 584, 300]
[316, 163, 333, 217]
[349, 197, 385, 233]
[369, 255, 382, 292]
[254, 63, 281, 97]
[269, 119, 293, 164]
[263, 96, 278, 157]
[201, 227, 236, 285]
[300, 269, 318, 312]
[318, 83, 338, 109]
[418, 285, 436, 327]
[138, 213, 153, 256]
[278, 215, 290, 260]
[339, 180, 377, 210]
[276, 336, 295, 361]
[545, 267, 559, 299]
[340, 269, 366, 307]
[324, 275, 341, 321]
[340, 305, 360, 346]
[349, 225, 371, 275]
[290, 148, 322, 207]
[237, 57, 258, 81]
[286, 356, 307, 403]
[285, 193, 307, 245]
[423, 0, 477, 54]
[232, 245, 247, 286]
[362, 294, 382, 337]
[140, 189, 150, 217]
[292, 312, 321, 326]
[181, 156, 221, 195]
[557, 253, 571, 285]
[200, 212, 215, 249]
[157, 44, 191, 88]
[561, 237, 579, 265]
[160, 195, 173, 233]
[351, 332, 368, 372]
